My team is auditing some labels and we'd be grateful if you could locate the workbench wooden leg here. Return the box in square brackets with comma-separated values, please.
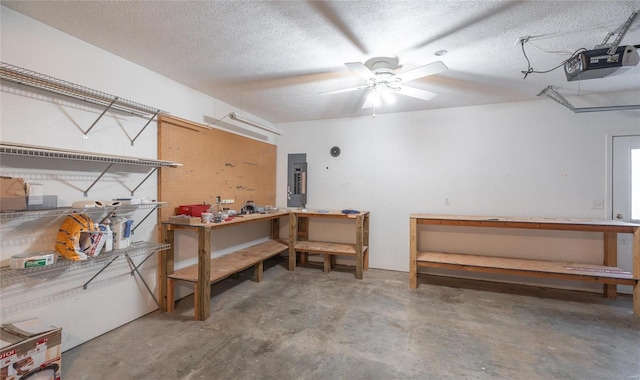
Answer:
[193, 285, 200, 319]
[355, 214, 364, 279]
[364, 250, 369, 271]
[363, 213, 370, 271]
[288, 213, 297, 271]
[330, 255, 336, 270]
[194, 226, 211, 321]
[633, 228, 639, 316]
[603, 232, 617, 298]
[255, 261, 264, 282]
[635, 282, 639, 317]
[323, 254, 331, 273]
[354, 251, 363, 278]
[355, 257, 363, 279]
[159, 224, 175, 312]
[166, 278, 175, 313]
[300, 252, 308, 265]
[409, 217, 418, 289]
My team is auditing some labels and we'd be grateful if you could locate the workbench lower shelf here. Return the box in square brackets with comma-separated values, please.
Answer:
[165, 239, 287, 312]
[418, 251, 636, 285]
[294, 241, 369, 274]
[294, 241, 368, 256]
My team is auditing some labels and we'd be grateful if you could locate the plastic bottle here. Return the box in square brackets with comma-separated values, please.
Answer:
[103, 224, 113, 252]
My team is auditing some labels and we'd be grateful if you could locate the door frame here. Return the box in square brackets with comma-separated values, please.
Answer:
[606, 130, 640, 220]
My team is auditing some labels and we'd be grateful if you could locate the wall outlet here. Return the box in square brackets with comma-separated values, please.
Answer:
[444, 198, 450, 206]
[221, 199, 235, 204]
[591, 199, 604, 209]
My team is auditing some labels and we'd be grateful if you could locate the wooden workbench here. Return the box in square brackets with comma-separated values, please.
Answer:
[160, 211, 289, 320]
[409, 214, 640, 315]
[289, 210, 370, 279]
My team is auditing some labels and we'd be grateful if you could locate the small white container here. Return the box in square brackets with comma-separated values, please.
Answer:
[201, 212, 213, 223]
[10, 252, 57, 269]
[103, 224, 113, 252]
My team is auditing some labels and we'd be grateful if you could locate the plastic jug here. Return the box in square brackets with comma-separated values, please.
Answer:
[110, 216, 133, 250]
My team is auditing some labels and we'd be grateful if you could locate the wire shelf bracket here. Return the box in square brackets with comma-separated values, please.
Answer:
[130, 203, 160, 235]
[79, 243, 169, 295]
[125, 251, 163, 310]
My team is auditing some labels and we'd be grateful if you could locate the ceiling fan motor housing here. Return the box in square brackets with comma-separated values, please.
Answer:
[365, 57, 399, 71]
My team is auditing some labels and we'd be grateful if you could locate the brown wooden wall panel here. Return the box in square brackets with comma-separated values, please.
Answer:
[157, 115, 276, 227]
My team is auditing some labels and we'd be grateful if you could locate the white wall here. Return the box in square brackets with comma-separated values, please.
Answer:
[0, 7, 277, 351]
[276, 98, 639, 290]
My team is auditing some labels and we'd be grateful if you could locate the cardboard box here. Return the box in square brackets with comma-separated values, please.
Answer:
[1, 178, 27, 197]
[0, 319, 61, 380]
[0, 198, 27, 213]
[0, 177, 27, 212]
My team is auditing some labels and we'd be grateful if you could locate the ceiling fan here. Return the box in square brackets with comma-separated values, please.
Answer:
[321, 57, 448, 110]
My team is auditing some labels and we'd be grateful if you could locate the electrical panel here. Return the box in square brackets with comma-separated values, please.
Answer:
[287, 153, 307, 208]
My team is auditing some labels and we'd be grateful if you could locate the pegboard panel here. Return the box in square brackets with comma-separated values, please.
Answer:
[157, 115, 276, 226]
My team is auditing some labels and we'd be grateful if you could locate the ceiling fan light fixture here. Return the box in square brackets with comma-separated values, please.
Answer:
[381, 85, 395, 104]
[334, 58, 448, 111]
[367, 90, 382, 108]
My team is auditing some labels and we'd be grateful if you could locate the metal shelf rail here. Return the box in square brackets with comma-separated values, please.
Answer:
[0, 201, 168, 221]
[0, 62, 169, 144]
[0, 241, 170, 315]
[0, 142, 181, 197]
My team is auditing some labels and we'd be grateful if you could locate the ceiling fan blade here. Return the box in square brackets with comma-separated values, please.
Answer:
[396, 85, 438, 101]
[345, 62, 376, 80]
[318, 86, 367, 95]
[398, 61, 448, 83]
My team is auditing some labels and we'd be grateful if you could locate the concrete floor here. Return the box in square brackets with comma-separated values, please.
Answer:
[63, 258, 640, 379]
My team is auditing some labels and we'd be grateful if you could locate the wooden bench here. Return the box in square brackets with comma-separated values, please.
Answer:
[165, 239, 287, 312]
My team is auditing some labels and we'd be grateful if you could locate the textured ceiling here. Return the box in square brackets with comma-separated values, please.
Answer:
[2, 1, 640, 123]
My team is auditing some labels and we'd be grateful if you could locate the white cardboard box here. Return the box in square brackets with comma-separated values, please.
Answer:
[0, 319, 61, 380]
[26, 183, 44, 206]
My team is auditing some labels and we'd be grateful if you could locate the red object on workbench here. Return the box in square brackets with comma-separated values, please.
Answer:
[177, 204, 210, 217]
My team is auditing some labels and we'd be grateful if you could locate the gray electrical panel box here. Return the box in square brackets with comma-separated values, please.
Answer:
[287, 153, 307, 208]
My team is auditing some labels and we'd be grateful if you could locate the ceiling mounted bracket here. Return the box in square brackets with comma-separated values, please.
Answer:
[537, 85, 640, 113]
[594, 10, 639, 54]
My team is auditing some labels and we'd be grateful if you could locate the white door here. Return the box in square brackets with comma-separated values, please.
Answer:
[611, 134, 640, 294]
